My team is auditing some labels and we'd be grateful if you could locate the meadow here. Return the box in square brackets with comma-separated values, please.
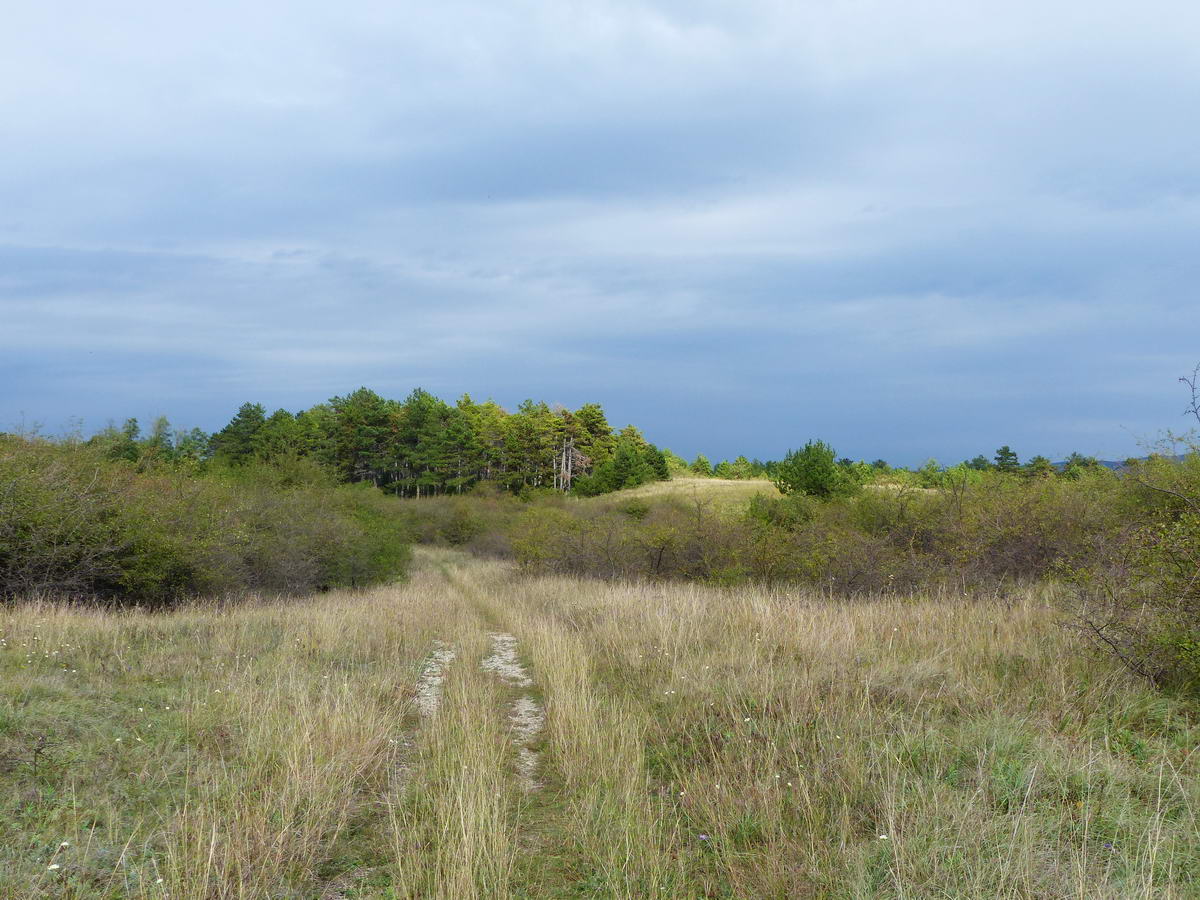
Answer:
[616, 477, 782, 506]
[2, 545, 1196, 899]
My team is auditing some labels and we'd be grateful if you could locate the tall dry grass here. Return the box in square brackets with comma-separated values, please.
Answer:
[612, 476, 780, 506]
[2, 549, 1196, 897]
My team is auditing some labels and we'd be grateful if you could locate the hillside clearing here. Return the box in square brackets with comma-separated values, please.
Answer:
[1, 549, 1196, 898]
[603, 476, 780, 506]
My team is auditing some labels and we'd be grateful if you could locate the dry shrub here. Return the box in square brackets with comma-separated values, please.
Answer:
[492, 468, 1139, 596]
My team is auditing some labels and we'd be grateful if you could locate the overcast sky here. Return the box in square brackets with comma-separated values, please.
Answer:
[3, 1, 1198, 465]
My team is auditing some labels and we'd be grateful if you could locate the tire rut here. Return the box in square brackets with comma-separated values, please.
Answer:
[413, 641, 458, 717]
[483, 632, 545, 793]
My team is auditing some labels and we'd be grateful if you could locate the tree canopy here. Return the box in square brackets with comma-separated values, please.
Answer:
[196, 389, 670, 497]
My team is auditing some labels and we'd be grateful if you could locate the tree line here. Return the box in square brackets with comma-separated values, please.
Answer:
[88, 388, 676, 497]
[82, 385, 1118, 501]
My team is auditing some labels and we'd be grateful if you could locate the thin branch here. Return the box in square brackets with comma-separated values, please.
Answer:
[1126, 470, 1200, 514]
[1180, 362, 1200, 428]
[1074, 615, 1156, 682]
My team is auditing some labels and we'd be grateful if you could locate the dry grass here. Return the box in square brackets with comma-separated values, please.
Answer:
[2, 549, 1197, 898]
[607, 476, 780, 508]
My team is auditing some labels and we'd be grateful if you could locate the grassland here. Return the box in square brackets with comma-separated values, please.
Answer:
[613, 477, 780, 507]
[2, 548, 1197, 898]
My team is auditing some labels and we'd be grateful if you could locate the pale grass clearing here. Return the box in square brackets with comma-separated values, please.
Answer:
[2, 548, 1197, 898]
[608, 476, 780, 507]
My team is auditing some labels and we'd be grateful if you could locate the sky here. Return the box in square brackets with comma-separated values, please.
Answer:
[2, 0, 1198, 466]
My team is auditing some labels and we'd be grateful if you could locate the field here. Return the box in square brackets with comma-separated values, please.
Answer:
[2, 547, 1197, 899]
[614, 477, 781, 507]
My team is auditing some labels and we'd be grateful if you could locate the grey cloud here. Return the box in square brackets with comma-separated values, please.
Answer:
[2, 1, 1198, 464]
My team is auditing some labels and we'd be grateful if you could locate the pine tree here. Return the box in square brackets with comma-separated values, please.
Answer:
[609, 439, 651, 488]
[502, 400, 558, 489]
[437, 406, 484, 492]
[574, 403, 615, 463]
[174, 427, 210, 462]
[660, 449, 690, 475]
[617, 424, 647, 447]
[730, 456, 755, 479]
[328, 389, 397, 486]
[1024, 455, 1055, 478]
[253, 409, 301, 462]
[772, 440, 857, 499]
[211, 403, 266, 464]
[295, 405, 336, 464]
[993, 445, 1020, 473]
[642, 445, 670, 481]
[463, 398, 509, 483]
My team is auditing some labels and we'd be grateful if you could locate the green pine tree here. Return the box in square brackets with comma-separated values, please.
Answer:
[730, 455, 755, 479]
[993, 445, 1020, 474]
[574, 403, 615, 463]
[328, 388, 397, 486]
[211, 403, 266, 465]
[1024, 455, 1055, 478]
[641, 445, 670, 481]
[772, 440, 858, 499]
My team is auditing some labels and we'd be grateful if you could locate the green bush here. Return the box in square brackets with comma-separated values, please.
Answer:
[440, 503, 486, 545]
[0, 437, 130, 596]
[509, 506, 583, 571]
[1069, 454, 1200, 693]
[746, 493, 817, 530]
[0, 437, 410, 604]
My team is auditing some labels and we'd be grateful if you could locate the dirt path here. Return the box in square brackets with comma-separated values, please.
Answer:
[413, 641, 458, 717]
[483, 631, 545, 792]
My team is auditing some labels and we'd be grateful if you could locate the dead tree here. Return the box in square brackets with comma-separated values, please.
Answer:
[553, 438, 592, 492]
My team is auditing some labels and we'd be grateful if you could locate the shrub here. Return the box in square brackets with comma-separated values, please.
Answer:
[746, 493, 817, 530]
[499, 463, 1141, 594]
[1065, 370, 1200, 693]
[1069, 455, 1200, 693]
[0, 437, 131, 597]
[440, 503, 486, 545]
[509, 506, 585, 572]
[0, 437, 410, 604]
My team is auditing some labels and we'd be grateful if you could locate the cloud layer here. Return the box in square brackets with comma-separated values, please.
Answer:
[3, 0, 1198, 463]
